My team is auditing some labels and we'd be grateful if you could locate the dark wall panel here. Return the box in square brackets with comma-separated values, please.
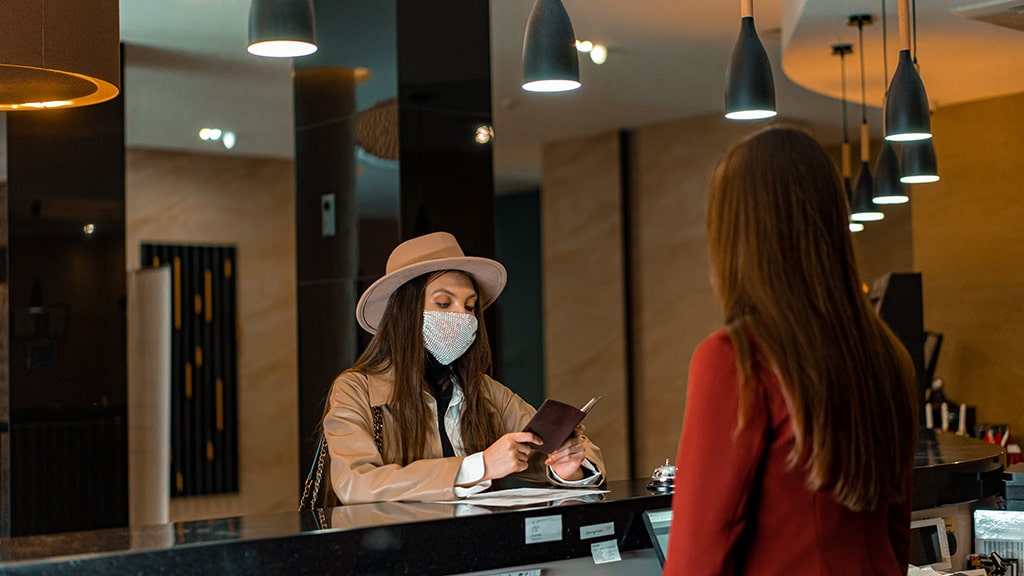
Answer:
[6, 82, 127, 535]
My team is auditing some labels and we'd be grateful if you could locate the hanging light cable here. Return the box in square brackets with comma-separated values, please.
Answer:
[874, 0, 909, 204]
[522, 0, 581, 92]
[833, 44, 863, 232]
[850, 15, 884, 223]
[247, 0, 318, 58]
[900, 0, 940, 183]
[724, 0, 776, 119]
[885, 0, 931, 141]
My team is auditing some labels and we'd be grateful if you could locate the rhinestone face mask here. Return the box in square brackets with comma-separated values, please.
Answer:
[422, 310, 478, 366]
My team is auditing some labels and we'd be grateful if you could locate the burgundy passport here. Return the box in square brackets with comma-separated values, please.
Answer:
[523, 396, 600, 454]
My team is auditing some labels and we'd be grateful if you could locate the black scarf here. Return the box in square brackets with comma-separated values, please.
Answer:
[425, 356, 456, 457]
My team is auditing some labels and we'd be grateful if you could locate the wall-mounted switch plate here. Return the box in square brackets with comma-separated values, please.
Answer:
[321, 193, 336, 238]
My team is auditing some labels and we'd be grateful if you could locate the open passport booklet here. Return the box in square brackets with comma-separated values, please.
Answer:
[522, 396, 601, 454]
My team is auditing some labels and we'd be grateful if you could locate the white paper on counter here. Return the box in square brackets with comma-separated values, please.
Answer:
[423, 487, 608, 507]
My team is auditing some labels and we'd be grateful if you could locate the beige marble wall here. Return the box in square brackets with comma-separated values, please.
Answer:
[630, 115, 764, 474]
[541, 132, 629, 480]
[914, 93, 1024, 437]
[125, 149, 298, 521]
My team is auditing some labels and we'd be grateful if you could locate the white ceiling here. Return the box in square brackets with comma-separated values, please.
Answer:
[8, 0, 1024, 196]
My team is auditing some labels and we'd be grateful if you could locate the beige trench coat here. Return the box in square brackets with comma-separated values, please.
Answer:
[324, 369, 606, 505]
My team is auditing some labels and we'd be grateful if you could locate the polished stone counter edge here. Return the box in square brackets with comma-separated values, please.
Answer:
[0, 480, 672, 576]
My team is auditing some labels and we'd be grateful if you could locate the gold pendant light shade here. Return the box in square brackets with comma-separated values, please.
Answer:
[1, 0, 120, 110]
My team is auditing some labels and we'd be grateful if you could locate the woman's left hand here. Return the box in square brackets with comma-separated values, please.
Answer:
[545, 424, 587, 481]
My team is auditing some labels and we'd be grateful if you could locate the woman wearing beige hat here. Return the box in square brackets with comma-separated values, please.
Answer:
[321, 231, 605, 505]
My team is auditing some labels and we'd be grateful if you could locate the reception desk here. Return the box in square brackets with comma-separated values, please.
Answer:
[0, 479, 671, 575]
[0, 431, 1004, 574]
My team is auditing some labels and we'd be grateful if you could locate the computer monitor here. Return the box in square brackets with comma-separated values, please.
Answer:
[642, 508, 673, 566]
[909, 517, 952, 571]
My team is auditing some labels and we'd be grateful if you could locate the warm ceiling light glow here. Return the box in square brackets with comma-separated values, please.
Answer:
[522, 79, 581, 93]
[83, 224, 96, 235]
[247, 40, 318, 58]
[575, 40, 593, 53]
[222, 131, 237, 150]
[849, 222, 865, 232]
[589, 44, 608, 65]
[14, 100, 74, 109]
[474, 125, 494, 144]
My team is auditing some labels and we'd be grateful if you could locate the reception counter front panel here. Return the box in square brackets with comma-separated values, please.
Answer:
[0, 479, 670, 575]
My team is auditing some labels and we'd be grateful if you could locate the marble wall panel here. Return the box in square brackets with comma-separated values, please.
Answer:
[629, 115, 761, 474]
[541, 132, 629, 481]
[125, 149, 297, 521]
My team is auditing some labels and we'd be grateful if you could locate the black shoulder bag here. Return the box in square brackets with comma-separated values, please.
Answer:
[299, 405, 385, 511]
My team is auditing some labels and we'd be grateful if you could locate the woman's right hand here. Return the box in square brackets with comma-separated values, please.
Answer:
[482, 432, 541, 481]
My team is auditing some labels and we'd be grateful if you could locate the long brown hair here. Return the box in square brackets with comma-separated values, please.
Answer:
[350, 270, 502, 465]
[706, 126, 917, 512]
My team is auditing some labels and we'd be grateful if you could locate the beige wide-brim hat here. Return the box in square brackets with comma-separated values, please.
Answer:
[355, 231, 507, 334]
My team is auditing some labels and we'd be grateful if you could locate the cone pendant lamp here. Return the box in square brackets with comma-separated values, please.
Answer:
[885, 0, 930, 141]
[850, 17, 883, 223]
[851, 124, 884, 222]
[522, 0, 581, 92]
[248, 0, 318, 58]
[724, 0, 776, 119]
[874, 142, 908, 204]
[901, 138, 940, 183]
[873, 2, 908, 204]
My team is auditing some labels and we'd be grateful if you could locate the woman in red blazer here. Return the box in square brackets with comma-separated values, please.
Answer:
[664, 127, 917, 576]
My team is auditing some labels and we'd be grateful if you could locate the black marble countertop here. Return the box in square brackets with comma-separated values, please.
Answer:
[0, 478, 672, 575]
[913, 428, 1005, 509]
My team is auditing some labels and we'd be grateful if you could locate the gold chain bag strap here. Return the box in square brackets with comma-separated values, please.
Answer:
[298, 405, 385, 511]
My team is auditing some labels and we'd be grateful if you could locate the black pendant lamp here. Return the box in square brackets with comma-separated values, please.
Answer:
[873, 1, 909, 204]
[850, 16, 884, 223]
[874, 142, 908, 203]
[851, 159, 883, 222]
[248, 0, 318, 58]
[833, 44, 863, 232]
[885, 0, 930, 141]
[898, 0, 940, 184]
[724, 0, 776, 120]
[522, 0, 581, 92]
[901, 139, 940, 183]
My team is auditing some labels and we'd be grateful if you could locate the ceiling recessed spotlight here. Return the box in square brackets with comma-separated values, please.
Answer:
[199, 128, 223, 141]
[575, 40, 593, 53]
[590, 44, 607, 65]
[475, 125, 494, 144]
[222, 131, 237, 150]
[83, 224, 96, 235]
